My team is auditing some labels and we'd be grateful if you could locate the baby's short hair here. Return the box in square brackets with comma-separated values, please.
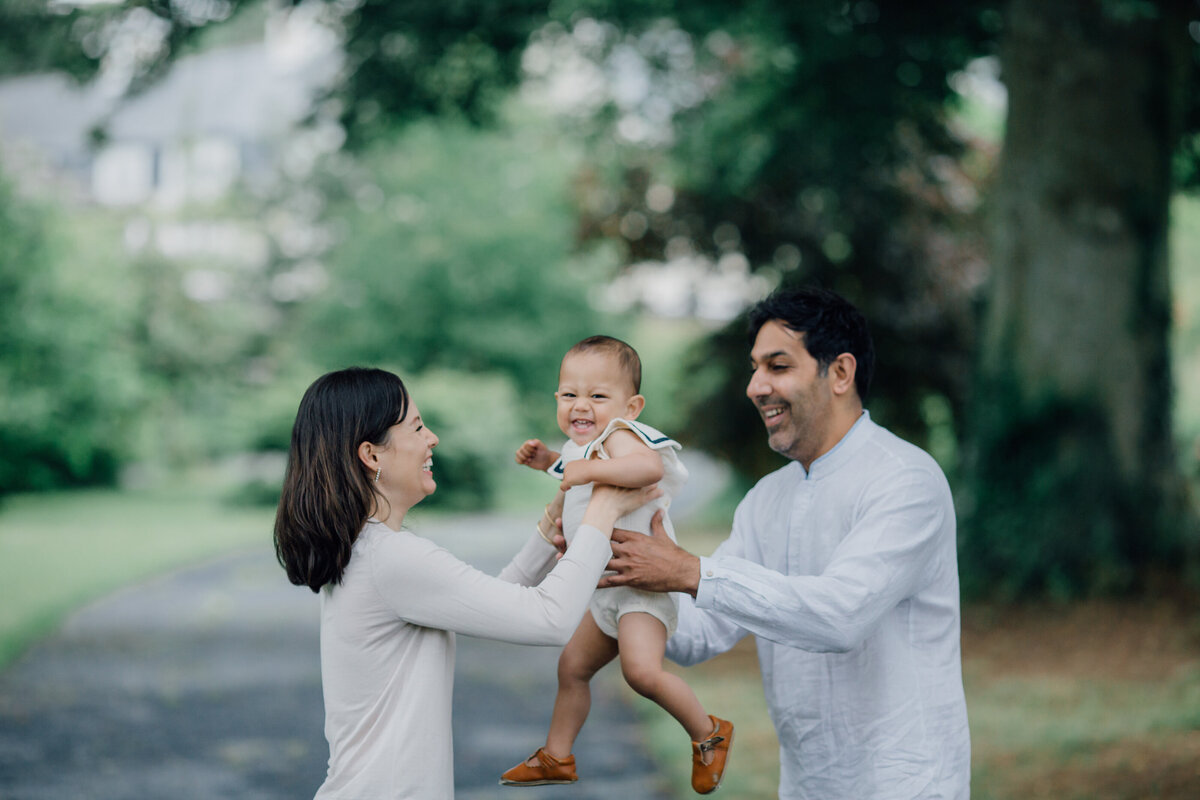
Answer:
[566, 335, 642, 393]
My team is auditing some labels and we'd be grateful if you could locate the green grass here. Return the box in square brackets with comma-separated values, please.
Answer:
[966, 671, 1200, 754]
[965, 662, 1200, 800]
[0, 486, 275, 668]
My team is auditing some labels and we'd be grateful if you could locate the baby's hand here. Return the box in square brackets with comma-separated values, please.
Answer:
[560, 460, 592, 490]
[515, 439, 557, 471]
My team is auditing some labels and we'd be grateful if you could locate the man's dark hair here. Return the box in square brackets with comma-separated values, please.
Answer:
[747, 287, 875, 402]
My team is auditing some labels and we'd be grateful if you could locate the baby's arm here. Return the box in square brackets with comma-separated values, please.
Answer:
[561, 429, 664, 490]
[515, 438, 561, 472]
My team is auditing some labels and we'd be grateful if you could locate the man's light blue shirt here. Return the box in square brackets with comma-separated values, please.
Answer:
[669, 412, 970, 799]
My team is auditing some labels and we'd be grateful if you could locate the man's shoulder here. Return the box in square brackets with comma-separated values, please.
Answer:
[746, 460, 804, 497]
[854, 421, 953, 504]
[860, 418, 944, 473]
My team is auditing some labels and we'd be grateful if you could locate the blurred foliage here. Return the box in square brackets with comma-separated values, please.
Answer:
[960, 395, 1146, 601]
[2, 0, 1197, 597]
[301, 0, 1001, 480]
[306, 0, 1198, 597]
[405, 370, 527, 510]
[0, 0, 265, 90]
[0, 175, 142, 494]
[280, 110, 608, 504]
[295, 111, 604, 408]
[0, 0, 105, 80]
[958, 0, 1198, 599]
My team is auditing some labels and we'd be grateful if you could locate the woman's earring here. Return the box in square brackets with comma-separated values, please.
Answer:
[374, 467, 381, 483]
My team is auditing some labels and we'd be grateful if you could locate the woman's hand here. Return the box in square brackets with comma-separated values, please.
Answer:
[580, 483, 662, 535]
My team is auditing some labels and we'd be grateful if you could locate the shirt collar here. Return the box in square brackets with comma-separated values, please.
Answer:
[801, 409, 872, 480]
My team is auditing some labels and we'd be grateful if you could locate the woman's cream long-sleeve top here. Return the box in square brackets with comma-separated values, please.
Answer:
[313, 519, 598, 800]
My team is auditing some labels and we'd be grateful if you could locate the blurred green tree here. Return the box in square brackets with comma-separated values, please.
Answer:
[0, 177, 142, 495]
[278, 112, 607, 506]
[297, 114, 602, 409]
[961, 0, 1196, 597]
[276, 0, 994, 480]
[5, 0, 1198, 593]
[307, 0, 1198, 594]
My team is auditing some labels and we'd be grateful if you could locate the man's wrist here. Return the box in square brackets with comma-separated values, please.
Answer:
[680, 553, 702, 597]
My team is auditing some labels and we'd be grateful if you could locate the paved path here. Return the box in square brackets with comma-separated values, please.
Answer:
[0, 457, 728, 799]
[0, 511, 679, 800]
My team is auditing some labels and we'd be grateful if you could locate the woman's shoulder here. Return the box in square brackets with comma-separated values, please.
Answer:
[353, 523, 439, 570]
[358, 524, 465, 590]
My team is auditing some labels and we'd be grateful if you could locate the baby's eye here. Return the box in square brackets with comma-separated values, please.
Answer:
[592, 394, 607, 400]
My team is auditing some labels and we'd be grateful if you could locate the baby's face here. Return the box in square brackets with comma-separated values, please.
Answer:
[555, 351, 641, 446]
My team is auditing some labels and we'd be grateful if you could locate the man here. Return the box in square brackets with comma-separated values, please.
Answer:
[601, 287, 970, 799]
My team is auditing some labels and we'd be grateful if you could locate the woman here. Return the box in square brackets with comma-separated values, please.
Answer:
[273, 367, 655, 800]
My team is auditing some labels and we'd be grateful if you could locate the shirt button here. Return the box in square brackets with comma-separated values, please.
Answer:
[705, 570, 714, 577]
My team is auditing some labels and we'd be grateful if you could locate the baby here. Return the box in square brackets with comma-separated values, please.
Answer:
[500, 335, 733, 795]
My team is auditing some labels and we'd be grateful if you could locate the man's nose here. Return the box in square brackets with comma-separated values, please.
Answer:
[746, 369, 768, 399]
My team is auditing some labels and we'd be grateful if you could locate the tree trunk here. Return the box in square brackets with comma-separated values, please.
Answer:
[964, 0, 1194, 597]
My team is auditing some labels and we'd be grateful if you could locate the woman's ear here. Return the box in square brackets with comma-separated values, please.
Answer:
[624, 394, 646, 420]
[357, 441, 377, 470]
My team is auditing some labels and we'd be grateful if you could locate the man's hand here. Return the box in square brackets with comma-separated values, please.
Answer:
[515, 439, 558, 471]
[600, 510, 701, 596]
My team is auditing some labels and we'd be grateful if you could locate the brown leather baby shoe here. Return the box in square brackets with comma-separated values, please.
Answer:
[499, 747, 578, 786]
[690, 715, 734, 794]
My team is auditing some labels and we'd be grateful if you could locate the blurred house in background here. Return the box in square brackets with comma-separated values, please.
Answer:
[0, 6, 769, 322]
[0, 9, 338, 209]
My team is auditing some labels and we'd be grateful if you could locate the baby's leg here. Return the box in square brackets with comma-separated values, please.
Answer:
[617, 612, 714, 741]
[542, 611, 619, 760]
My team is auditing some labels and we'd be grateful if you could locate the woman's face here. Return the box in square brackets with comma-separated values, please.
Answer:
[374, 400, 439, 512]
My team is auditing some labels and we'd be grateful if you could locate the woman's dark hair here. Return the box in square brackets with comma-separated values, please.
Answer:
[747, 287, 876, 402]
[273, 367, 409, 592]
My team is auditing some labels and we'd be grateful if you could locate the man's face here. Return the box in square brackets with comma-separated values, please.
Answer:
[746, 320, 833, 464]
